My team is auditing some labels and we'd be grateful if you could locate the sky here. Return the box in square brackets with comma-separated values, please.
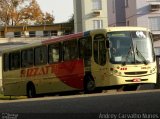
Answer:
[36, 0, 74, 23]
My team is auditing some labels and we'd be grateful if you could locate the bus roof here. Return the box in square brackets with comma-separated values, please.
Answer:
[42, 32, 83, 44]
[0, 41, 42, 54]
[1, 26, 150, 54]
[0, 33, 84, 54]
[106, 26, 150, 32]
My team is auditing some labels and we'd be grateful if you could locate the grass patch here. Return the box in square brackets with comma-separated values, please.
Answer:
[0, 93, 27, 100]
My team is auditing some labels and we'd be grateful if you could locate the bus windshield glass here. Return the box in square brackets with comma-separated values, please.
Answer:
[108, 31, 155, 65]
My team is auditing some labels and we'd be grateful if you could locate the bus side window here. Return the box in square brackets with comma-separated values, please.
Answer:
[63, 39, 78, 61]
[10, 51, 20, 70]
[79, 37, 92, 66]
[35, 46, 47, 66]
[48, 43, 60, 63]
[3, 54, 9, 71]
[99, 40, 106, 65]
[21, 49, 34, 68]
[93, 41, 99, 64]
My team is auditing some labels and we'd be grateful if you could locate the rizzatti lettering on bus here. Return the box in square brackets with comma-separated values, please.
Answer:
[21, 65, 58, 77]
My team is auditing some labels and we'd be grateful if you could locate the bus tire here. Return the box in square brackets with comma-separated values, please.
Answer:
[84, 75, 95, 94]
[27, 83, 36, 98]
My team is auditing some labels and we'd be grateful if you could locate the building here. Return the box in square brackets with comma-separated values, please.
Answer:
[108, 0, 160, 40]
[74, 0, 108, 33]
[126, 0, 160, 39]
[0, 22, 73, 38]
[107, 0, 126, 26]
[107, 0, 160, 55]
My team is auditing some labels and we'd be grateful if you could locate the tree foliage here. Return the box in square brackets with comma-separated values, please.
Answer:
[0, 0, 54, 26]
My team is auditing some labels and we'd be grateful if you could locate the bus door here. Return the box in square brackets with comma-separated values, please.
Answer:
[92, 34, 109, 87]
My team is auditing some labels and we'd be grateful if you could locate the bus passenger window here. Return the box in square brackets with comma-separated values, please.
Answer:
[79, 37, 92, 59]
[63, 39, 78, 61]
[10, 51, 20, 70]
[21, 49, 33, 68]
[3, 54, 9, 71]
[79, 37, 92, 66]
[63, 46, 70, 60]
[35, 46, 47, 65]
[49, 43, 60, 63]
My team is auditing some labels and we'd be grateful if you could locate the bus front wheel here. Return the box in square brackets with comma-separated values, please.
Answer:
[84, 75, 95, 94]
[27, 84, 36, 98]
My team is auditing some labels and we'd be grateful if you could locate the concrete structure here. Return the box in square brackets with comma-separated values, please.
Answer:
[107, 0, 126, 26]
[107, 0, 160, 40]
[0, 23, 73, 38]
[125, 0, 160, 38]
[74, 0, 108, 32]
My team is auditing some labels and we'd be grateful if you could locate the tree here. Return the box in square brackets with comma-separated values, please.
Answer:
[35, 12, 54, 25]
[16, 0, 44, 25]
[0, 0, 54, 26]
[0, 0, 27, 25]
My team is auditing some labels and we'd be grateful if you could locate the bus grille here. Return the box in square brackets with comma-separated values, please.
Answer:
[124, 71, 147, 75]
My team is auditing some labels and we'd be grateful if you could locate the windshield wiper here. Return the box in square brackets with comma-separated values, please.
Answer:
[122, 44, 133, 66]
[135, 46, 148, 65]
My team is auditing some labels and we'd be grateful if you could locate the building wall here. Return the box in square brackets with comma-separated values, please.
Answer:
[136, 0, 150, 28]
[107, 0, 126, 26]
[74, 0, 108, 32]
[0, 23, 72, 38]
[107, 0, 116, 26]
[5, 32, 14, 38]
[125, 0, 137, 26]
[126, 0, 160, 40]
[126, 0, 160, 28]
[115, 0, 126, 26]
[35, 31, 43, 37]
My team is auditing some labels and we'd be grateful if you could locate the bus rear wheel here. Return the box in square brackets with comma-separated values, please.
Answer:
[27, 84, 36, 98]
[84, 75, 95, 94]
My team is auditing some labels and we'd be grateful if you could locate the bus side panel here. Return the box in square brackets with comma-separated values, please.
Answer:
[21, 59, 85, 95]
[54, 59, 84, 90]
[3, 70, 27, 96]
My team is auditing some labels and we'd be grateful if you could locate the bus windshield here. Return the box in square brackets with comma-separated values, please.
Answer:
[108, 31, 155, 65]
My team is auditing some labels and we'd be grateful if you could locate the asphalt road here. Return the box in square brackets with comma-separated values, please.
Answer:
[0, 90, 160, 119]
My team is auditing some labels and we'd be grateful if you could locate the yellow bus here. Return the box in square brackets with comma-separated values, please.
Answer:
[1, 27, 157, 98]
